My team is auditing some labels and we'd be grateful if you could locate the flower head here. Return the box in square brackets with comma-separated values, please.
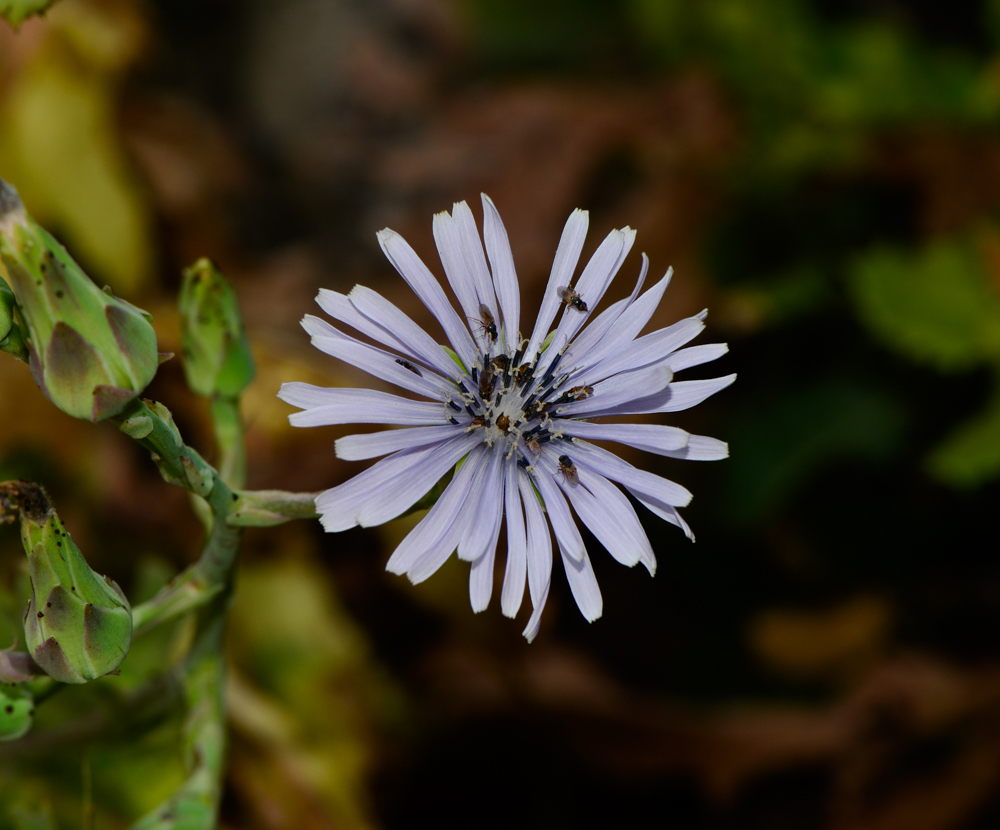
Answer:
[280, 196, 734, 640]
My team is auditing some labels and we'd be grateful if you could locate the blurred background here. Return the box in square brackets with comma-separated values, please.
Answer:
[2, 0, 1000, 827]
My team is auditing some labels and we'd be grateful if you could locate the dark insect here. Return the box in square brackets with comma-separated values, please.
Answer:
[495, 414, 510, 434]
[553, 384, 594, 405]
[478, 363, 496, 401]
[557, 286, 588, 312]
[490, 354, 510, 374]
[474, 303, 498, 343]
[470, 415, 486, 429]
[395, 358, 422, 376]
[558, 454, 579, 485]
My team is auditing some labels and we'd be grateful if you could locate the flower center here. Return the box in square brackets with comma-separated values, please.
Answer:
[449, 341, 593, 457]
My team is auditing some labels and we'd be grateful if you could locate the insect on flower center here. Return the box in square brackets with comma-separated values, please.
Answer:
[451, 337, 593, 459]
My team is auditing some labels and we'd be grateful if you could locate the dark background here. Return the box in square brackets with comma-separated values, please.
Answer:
[3, 0, 1000, 827]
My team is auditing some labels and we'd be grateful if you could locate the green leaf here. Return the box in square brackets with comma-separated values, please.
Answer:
[927, 386, 1000, 487]
[849, 238, 1000, 371]
[0, 0, 58, 27]
[726, 378, 906, 521]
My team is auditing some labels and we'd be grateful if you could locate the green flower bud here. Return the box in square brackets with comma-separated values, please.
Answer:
[179, 258, 255, 399]
[0, 685, 33, 742]
[1, 481, 132, 684]
[0, 178, 160, 422]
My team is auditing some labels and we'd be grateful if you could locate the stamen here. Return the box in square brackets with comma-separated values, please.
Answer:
[540, 347, 567, 387]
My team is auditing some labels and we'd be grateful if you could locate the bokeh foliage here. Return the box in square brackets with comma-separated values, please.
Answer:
[3, 0, 1000, 828]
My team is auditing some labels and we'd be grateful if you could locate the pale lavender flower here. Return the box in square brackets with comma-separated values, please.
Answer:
[280, 195, 734, 641]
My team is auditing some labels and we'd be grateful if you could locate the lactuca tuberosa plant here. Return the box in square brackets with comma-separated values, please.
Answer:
[1, 481, 132, 684]
[0, 177, 160, 422]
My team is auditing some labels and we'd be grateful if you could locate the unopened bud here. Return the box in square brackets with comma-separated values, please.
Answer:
[0, 686, 33, 742]
[179, 258, 255, 398]
[0, 178, 160, 421]
[1, 481, 132, 684]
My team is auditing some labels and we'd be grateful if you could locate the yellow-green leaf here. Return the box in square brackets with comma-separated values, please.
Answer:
[0, 0, 58, 28]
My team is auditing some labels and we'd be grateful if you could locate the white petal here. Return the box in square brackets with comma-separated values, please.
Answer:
[433, 210, 490, 352]
[316, 434, 475, 532]
[573, 227, 635, 317]
[636, 494, 695, 541]
[565, 440, 693, 507]
[469, 545, 496, 613]
[584, 314, 706, 384]
[457, 446, 505, 563]
[452, 201, 499, 329]
[481, 194, 520, 344]
[585, 373, 737, 417]
[518, 467, 553, 642]
[501, 458, 527, 618]
[577, 467, 656, 574]
[555, 421, 690, 455]
[562, 549, 603, 623]
[281, 385, 446, 427]
[315, 288, 418, 359]
[565, 295, 629, 358]
[558, 365, 673, 418]
[657, 434, 729, 461]
[302, 315, 448, 399]
[525, 208, 589, 363]
[348, 285, 460, 379]
[652, 374, 738, 413]
[536, 228, 626, 375]
[574, 270, 669, 378]
[336, 425, 460, 461]
[532, 456, 586, 562]
[386, 444, 486, 579]
[573, 255, 653, 357]
[357, 433, 479, 527]
[664, 343, 729, 373]
[377, 229, 479, 369]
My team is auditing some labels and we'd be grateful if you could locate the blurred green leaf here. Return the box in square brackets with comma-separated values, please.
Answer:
[0, 0, 58, 28]
[727, 379, 906, 521]
[849, 238, 1000, 371]
[625, 0, 998, 182]
[228, 553, 402, 830]
[927, 384, 1000, 487]
[0, 12, 153, 293]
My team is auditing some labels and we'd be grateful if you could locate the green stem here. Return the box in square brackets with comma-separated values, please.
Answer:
[132, 488, 316, 632]
[112, 396, 241, 830]
[131, 565, 224, 634]
[209, 396, 246, 490]
[227, 489, 320, 527]
[130, 601, 228, 830]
